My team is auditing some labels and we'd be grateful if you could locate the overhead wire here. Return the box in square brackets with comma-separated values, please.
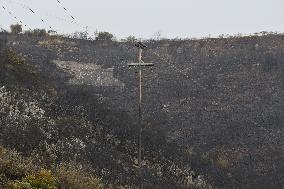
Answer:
[54, 0, 97, 34]
[2, 0, 93, 34]
[2, 0, 98, 36]
[55, 0, 75, 21]
[2, 0, 57, 31]
[147, 48, 207, 90]
[148, 45, 281, 140]
[1, 2, 33, 30]
[1, 4, 31, 29]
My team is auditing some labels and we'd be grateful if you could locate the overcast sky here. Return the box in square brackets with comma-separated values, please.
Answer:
[0, 0, 283, 39]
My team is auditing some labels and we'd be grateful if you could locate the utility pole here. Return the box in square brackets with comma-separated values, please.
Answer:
[128, 42, 154, 188]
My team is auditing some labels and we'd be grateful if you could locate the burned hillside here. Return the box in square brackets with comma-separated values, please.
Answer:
[1, 32, 283, 188]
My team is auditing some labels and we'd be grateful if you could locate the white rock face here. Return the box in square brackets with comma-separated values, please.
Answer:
[52, 60, 125, 88]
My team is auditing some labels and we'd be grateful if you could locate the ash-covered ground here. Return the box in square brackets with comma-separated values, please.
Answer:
[1, 33, 283, 188]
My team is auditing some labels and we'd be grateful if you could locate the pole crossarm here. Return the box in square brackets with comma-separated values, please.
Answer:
[128, 63, 154, 67]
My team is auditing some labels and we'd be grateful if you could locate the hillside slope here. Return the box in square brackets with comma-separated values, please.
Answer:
[1, 32, 284, 188]
[0, 34, 210, 188]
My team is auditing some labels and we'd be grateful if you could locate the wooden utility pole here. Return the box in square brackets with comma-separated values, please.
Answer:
[128, 42, 153, 188]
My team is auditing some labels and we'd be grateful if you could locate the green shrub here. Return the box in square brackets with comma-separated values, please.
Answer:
[6, 49, 25, 65]
[125, 35, 136, 43]
[24, 29, 47, 37]
[0, 146, 34, 181]
[6, 169, 57, 189]
[0, 146, 104, 189]
[0, 173, 8, 188]
[55, 163, 103, 189]
[10, 24, 22, 35]
[95, 31, 114, 41]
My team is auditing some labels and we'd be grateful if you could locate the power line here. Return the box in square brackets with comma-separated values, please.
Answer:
[2, 0, 93, 33]
[2, 0, 100, 37]
[149, 46, 282, 141]
[2, 0, 57, 31]
[1, 4, 30, 29]
[54, 0, 97, 33]
[148, 48, 207, 90]
[55, 0, 75, 21]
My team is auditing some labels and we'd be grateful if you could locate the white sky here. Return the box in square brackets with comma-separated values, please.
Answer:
[0, 0, 284, 39]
